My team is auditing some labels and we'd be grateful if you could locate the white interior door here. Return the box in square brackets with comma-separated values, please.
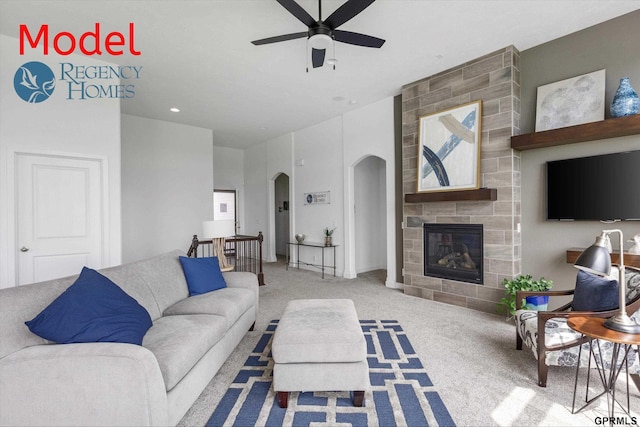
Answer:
[16, 153, 105, 285]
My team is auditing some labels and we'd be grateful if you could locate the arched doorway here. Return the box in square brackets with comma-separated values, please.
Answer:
[354, 156, 386, 276]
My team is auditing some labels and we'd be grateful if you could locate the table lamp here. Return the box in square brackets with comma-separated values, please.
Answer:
[574, 229, 640, 334]
[202, 220, 236, 270]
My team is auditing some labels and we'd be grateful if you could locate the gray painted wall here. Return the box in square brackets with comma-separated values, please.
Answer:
[521, 10, 640, 132]
[520, 10, 640, 295]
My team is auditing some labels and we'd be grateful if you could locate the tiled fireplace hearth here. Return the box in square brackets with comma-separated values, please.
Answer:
[402, 46, 522, 314]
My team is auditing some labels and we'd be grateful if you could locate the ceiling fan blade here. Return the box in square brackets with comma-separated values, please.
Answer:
[333, 30, 385, 48]
[276, 0, 317, 28]
[252, 32, 308, 45]
[324, 0, 376, 29]
[311, 48, 326, 68]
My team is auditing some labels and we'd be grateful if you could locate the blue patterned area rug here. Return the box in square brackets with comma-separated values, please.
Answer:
[207, 320, 455, 427]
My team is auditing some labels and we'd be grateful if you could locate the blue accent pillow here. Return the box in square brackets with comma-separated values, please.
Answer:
[179, 256, 227, 296]
[25, 267, 152, 345]
[572, 270, 619, 312]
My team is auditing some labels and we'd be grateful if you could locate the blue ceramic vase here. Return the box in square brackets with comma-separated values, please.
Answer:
[610, 77, 639, 118]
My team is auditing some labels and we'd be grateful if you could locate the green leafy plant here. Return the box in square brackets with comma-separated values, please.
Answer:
[323, 227, 336, 237]
[498, 275, 553, 318]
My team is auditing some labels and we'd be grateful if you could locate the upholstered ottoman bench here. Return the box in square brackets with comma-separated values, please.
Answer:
[272, 299, 369, 408]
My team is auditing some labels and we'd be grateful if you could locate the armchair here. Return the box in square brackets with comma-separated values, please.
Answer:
[514, 266, 640, 388]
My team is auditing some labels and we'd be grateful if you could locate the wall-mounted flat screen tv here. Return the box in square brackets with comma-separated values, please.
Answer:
[546, 150, 640, 221]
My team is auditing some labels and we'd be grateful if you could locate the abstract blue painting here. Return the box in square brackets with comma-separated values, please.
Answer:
[417, 101, 482, 193]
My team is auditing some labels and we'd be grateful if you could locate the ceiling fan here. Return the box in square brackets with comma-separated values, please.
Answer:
[251, 0, 385, 69]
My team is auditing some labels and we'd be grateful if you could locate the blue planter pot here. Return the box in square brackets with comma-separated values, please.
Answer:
[525, 295, 549, 311]
[610, 77, 639, 118]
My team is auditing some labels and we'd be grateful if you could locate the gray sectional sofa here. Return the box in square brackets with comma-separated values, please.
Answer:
[0, 249, 259, 426]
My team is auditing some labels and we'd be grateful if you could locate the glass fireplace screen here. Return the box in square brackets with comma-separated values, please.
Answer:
[423, 223, 483, 285]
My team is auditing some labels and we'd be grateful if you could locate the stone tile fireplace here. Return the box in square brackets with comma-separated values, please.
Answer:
[402, 46, 522, 314]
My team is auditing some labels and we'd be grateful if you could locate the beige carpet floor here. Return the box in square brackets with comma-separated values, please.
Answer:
[178, 259, 639, 426]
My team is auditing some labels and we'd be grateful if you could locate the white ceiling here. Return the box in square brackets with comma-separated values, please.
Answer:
[1, 0, 639, 149]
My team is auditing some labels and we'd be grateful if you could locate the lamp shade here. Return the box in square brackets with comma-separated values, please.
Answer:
[574, 234, 611, 277]
[202, 220, 235, 239]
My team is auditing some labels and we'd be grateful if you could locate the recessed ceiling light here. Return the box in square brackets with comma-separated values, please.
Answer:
[170, 107, 180, 113]
[348, 100, 358, 105]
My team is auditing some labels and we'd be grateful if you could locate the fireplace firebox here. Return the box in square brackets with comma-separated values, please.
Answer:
[423, 224, 483, 285]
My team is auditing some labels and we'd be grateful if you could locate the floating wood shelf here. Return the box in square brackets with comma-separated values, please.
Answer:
[566, 247, 640, 269]
[405, 188, 497, 203]
[511, 114, 640, 151]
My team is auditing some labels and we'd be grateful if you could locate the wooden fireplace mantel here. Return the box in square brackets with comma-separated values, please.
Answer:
[405, 188, 497, 203]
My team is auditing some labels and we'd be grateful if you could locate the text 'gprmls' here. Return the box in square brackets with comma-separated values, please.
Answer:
[19, 23, 141, 56]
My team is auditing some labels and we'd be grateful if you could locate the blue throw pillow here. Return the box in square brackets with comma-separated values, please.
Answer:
[572, 270, 619, 312]
[179, 256, 227, 296]
[25, 267, 152, 345]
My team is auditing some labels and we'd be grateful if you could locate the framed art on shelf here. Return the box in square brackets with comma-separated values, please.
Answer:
[416, 100, 482, 193]
[535, 69, 605, 131]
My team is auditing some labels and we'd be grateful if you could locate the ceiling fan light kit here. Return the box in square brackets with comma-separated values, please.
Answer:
[308, 33, 332, 50]
[252, 0, 384, 70]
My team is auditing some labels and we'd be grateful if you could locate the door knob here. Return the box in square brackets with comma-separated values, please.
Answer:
[20, 246, 29, 252]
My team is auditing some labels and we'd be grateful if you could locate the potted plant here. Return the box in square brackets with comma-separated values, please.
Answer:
[498, 275, 553, 318]
[323, 227, 336, 246]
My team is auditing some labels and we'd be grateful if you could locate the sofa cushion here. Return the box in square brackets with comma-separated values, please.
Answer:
[128, 250, 191, 315]
[0, 276, 74, 359]
[163, 287, 255, 330]
[142, 314, 226, 391]
[98, 266, 162, 320]
[178, 256, 227, 296]
[25, 267, 152, 345]
[572, 270, 619, 312]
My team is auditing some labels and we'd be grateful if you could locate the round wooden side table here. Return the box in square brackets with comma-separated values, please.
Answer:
[567, 316, 640, 421]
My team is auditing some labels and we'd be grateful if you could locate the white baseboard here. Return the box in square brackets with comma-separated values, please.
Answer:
[356, 265, 386, 274]
[386, 280, 404, 290]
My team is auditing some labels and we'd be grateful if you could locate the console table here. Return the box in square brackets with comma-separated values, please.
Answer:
[286, 242, 337, 279]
